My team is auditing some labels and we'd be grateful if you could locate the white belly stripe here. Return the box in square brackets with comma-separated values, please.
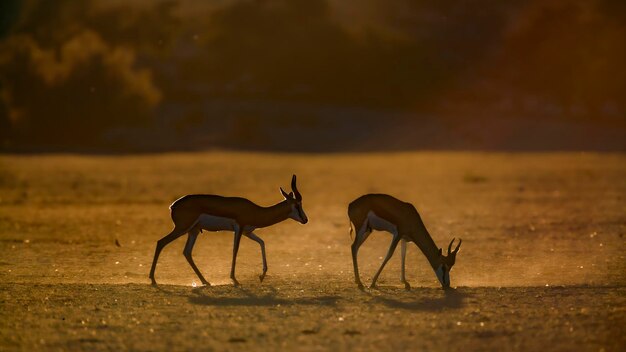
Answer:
[367, 211, 398, 235]
[196, 214, 239, 232]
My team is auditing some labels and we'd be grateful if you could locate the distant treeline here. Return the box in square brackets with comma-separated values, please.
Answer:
[0, 0, 624, 151]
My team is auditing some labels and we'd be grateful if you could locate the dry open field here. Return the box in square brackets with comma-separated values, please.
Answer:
[0, 152, 625, 351]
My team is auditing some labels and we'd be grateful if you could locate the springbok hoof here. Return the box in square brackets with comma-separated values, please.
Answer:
[404, 282, 411, 291]
[259, 274, 266, 282]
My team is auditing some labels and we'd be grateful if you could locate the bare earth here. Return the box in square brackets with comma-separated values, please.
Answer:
[0, 152, 624, 351]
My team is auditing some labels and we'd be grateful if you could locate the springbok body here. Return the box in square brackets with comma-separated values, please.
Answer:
[348, 194, 461, 289]
[149, 175, 308, 286]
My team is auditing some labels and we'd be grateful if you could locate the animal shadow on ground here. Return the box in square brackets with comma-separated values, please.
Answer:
[371, 287, 470, 311]
[187, 286, 340, 307]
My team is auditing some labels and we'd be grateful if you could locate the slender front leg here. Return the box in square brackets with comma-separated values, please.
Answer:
[230, 229, 243, 286]
[400, 239, 410, 290]
[244, 232, 268, 282]
[183, 229, 210, 286]
[370, 235, 400, 288]
[149, 226, 187, 285]
[351, 242, 363, 289]
[351, 229, 371, 290]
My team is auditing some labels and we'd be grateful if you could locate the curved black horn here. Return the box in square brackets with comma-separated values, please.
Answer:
[453, 238, 462, 254]
[447, 238, 455, 255]
[280, 187, 291, 199]
[291, 174, 302, 200]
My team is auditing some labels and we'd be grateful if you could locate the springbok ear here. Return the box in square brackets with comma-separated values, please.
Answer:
[280, 187, 291, 199]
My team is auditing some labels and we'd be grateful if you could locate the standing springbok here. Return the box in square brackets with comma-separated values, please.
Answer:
[149, 175, 308, 286]
[349, 194, 461, 289]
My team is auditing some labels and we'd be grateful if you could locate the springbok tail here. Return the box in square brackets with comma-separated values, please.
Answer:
[349, 219, 354, 241]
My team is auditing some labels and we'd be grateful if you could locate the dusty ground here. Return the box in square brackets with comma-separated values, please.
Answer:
[0, 152, 625, 351]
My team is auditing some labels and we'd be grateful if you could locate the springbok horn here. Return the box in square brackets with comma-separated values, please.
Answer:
[454, 238, 462, 254]
[291, 174, 302, 201]
[280, 187, 291, 199]
[447, 238, 455, 255]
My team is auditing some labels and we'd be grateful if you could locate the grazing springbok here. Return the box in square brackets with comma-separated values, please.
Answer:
[348, 194, 461, 289]
[149, 175, 308, 286]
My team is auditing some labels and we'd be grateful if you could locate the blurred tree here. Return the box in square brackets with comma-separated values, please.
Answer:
[0, 0, 180, 149]
[494, 0, 626, 120]
[0, 31, 160, 148]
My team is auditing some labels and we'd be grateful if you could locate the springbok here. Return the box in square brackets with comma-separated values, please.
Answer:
[149, 175, 308, 286]
[348, 194, 461, 289]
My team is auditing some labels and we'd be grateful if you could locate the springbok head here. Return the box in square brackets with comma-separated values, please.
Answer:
[280, 174, 308, 224]
[435, 238, 462, 288]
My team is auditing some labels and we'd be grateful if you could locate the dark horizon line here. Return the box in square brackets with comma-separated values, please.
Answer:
[2, 145, 625, 156]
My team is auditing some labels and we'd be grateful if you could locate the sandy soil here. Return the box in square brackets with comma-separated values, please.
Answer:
[0, 152, 625, 351]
